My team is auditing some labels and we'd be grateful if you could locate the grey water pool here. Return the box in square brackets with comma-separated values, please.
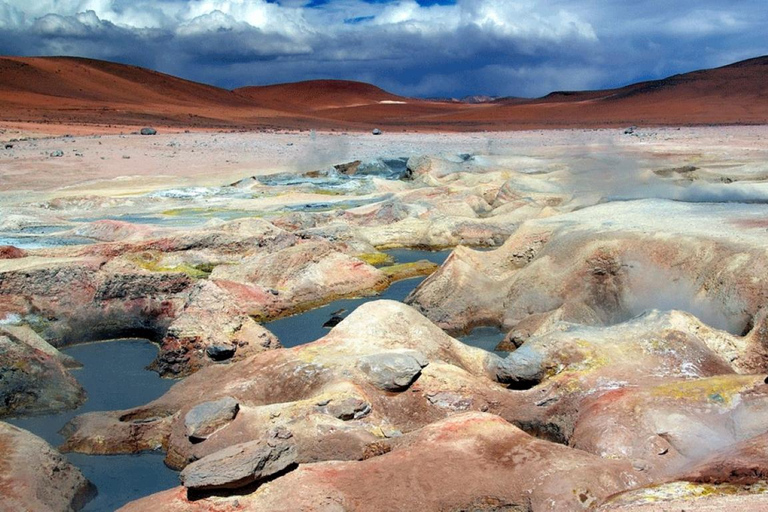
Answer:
[7, 339, 178, 512]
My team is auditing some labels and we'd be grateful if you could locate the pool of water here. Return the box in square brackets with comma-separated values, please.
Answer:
[7, 339, 178, 512]
[0, 234, 96, 249]
[266, 249, 451, 347]
[265, 248, 508, 355]
[458, 326, 508, 355]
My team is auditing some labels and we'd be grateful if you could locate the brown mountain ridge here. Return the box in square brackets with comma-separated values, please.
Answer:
[0, 55, 766, 131]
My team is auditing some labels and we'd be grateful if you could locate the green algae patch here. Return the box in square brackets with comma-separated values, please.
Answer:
[161, 207, 263, 220]
[381, 260, 439, 282]
[649, 374, 760, 406]
[130, 251, 213, 279]
[356, 252, 395, 267]
[310, 189, 345, 196]
[249, 282, 390, 324]
[604, 481, 768, 507]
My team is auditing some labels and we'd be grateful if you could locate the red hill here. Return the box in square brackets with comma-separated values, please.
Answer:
[0, 55, 766, 131]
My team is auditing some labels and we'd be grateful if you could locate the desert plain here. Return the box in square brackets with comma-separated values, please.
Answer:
[3, 57, 768, 512]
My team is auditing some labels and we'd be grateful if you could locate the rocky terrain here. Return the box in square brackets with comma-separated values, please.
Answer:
[2, 126, 768, 510]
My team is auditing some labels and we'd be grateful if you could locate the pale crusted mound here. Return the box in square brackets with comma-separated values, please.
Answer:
[408, 199, 768, 371]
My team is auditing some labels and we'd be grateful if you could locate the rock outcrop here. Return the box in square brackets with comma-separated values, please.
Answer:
[184, 397, 239, 442]
[0, 331, 85, 417]
[0, 422, 94, 512]
[408, 199, 768, 370]
[179, 436, 296, 493]
[120, 413, 650, 511]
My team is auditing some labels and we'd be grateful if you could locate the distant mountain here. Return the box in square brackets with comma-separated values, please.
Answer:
[0, 55, 766, 131]
[427, 95, 501, 104]
[235, 80, 408, 111]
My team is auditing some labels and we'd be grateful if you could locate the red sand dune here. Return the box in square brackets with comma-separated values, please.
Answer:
[0, 55, 766, 131]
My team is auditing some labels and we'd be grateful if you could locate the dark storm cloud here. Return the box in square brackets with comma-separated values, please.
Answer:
[0, 0, 765, 97]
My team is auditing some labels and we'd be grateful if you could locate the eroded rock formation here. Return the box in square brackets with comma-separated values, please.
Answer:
[0, 422, 94, 511]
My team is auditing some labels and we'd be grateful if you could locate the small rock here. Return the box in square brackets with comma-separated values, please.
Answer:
[358, 351, 428, 391]
[50, 150, 64, 157]
[493, 345, 545, 388]
[427, 391, 472, 411]
[624, 126, 637, 135]
[180, 439, 296, 491]
[185, 397, 239, 442]
[140, 127, 157, 136]
[372, 128, 382, 135]
[206, 344, 236, 361]
[333, 160, 362, 175]
[322, 315, 344, 329]
[269, 426, 293, 440]
[380, 426, 402, 438]
[362, 441, 392, 460]
[4, 143, 12, 149]
[327, 397, 371, 420]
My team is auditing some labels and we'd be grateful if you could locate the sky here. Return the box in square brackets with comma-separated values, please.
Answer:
[0, 0, 765, 98]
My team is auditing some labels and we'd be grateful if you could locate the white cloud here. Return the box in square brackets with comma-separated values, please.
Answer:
[0, 0, 597, 40]
[0, 0, 765, 97]
[663, 10, 745, 36]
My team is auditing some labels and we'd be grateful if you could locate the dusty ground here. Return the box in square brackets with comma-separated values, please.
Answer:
[2, 124, 768, 203]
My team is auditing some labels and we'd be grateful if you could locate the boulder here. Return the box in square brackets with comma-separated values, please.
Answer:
[0, 334, 85, 417]
[205, 344, 235, 361]
[491, 309, 737, 389]
[358, 351, 428, 391]
[209, 240, 388, 320]
[0, 324, 79, 368]
[0, 422, 94, 511]
[140, 127, 157, 135]
[153, 280, 280, 377]
[179, 438, 296, 491]
[184, 397, 239, 441]
[327, 397, 371, 420]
